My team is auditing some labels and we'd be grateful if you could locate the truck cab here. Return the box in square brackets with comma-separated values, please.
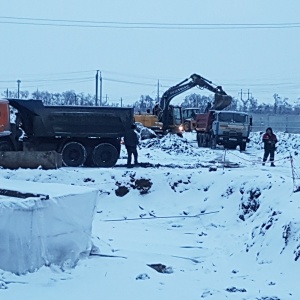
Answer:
[0, 99, 11, 137]
[196, 110, 251, 151]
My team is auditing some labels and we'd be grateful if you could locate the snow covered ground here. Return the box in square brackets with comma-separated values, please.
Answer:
[0, 131, 300, 300]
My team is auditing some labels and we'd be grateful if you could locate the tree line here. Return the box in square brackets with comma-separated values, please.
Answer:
[2, 89, 300, 114]
[3, 90, 117, 107]
[134, 93, 300, 115]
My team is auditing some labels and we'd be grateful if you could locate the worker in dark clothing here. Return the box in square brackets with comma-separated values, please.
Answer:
[124, 124, 139, 168]
[204, 102, 212, 113]
[262, 127, 278, 167]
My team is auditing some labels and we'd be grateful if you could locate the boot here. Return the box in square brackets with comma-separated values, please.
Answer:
[271, 162, 275, 167]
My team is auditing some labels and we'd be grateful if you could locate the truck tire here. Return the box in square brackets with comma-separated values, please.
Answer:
[226, 144, 237, 150]
[240, 142, 246, 151]
[197, 133, 202, 147]
[184, 121, 191, 132]
[61, 142, 87, 167]
[203, 134, 210, 147]
[0, 141, 14, 151]
[211, 136, 217, 149]
[92, 143, 119, 168]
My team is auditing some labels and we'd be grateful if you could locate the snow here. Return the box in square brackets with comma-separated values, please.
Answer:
[0, 130, 300, 299]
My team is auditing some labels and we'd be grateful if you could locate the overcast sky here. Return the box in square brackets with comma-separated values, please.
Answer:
[1, 0, 300, 106]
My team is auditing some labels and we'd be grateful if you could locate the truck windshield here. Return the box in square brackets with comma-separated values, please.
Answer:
[183, 109, 201, 119]
[218, 113, 248, 123]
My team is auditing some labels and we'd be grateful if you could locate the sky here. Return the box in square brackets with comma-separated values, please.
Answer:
[0, 131, 300, 299]
[1, 0, 300, 106]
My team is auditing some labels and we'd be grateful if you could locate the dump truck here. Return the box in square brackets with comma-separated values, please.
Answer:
[0, 99, 134, 168]
[195, 110, 252, 151]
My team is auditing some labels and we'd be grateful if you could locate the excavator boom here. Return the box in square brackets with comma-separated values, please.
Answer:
[156, 74, 232, 132]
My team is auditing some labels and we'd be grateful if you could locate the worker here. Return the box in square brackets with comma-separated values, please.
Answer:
[204, 102, 212, 113]
[124, 123, 139, 168]
[262, 127, 278, 167]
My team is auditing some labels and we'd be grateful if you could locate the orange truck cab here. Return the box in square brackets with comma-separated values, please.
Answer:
[0, 99, 11, 136]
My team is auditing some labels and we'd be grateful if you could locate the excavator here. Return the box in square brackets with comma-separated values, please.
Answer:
[134, 73, 232, 135]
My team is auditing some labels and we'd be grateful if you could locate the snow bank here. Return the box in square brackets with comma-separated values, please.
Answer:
[141, 133, 200, 156]
[249, 131, 300, 156]
[0, 179, 99, 275]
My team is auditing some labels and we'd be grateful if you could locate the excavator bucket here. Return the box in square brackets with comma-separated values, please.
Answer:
[213, 94, 232, 110]
[0, 151, 62, 170]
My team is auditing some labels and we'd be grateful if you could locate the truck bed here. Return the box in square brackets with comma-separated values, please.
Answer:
[8, 99, 134, 138]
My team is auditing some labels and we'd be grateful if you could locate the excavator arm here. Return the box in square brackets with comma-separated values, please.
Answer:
[155, 74, 232, 132]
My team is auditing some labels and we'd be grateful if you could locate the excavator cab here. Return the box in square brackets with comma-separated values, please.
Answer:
[165, 105, 183, 132]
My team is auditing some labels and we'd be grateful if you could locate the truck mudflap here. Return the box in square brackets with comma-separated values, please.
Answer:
[0, 151, 62, 170]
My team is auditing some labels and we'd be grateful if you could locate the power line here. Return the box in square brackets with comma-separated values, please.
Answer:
[0, 78, 93, 90]
[104, 77, 156, 87]
[1, 69, 299, 99]
[1, 16, 300, 29]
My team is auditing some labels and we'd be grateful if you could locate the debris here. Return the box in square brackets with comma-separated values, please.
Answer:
[134, 178, 153, 194]
[0, 280, 8, 289]
[171, 255, 203, 264]
[225, 286, 247, 293]
[136, 273, 150, 280]
[89, 253, 127, 259]
[104, 210, 219, 222]
[147, 263, 173, 274]
[209, 165, 217, 172]
[115, 186, 129, 197]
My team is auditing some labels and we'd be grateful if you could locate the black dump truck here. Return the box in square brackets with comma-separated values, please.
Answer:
[0, 99, 134, 168]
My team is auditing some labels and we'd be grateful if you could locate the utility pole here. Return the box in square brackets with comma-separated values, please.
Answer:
[157, 80, 160, 102]
[17, 80, 21, 99]
[247, 89, 252, 100]
[6, 88, 8, 98]
[95, 70, 99, 106]
[239, 89, 252, 101]
[120, 97, 123, 107]
[239, 89, 252, 111]
[100, 71, 102, 106]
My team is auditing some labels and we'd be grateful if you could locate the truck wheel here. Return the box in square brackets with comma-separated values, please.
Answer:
[197, 133, 201, 147]
[226, 144, 237, 150]
[0, 141, 13, 151]
[92, 143, 119, 168]
[184, 122, 191, 132]
[240, 142, 246, 151]
[211, 136, 217, 149]
[61, 142, 87, 167]
[203, 134, 210, 147]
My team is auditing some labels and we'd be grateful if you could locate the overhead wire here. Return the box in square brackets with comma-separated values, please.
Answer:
[1, 16, 300, 30]
[1, 68, 299, 98]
